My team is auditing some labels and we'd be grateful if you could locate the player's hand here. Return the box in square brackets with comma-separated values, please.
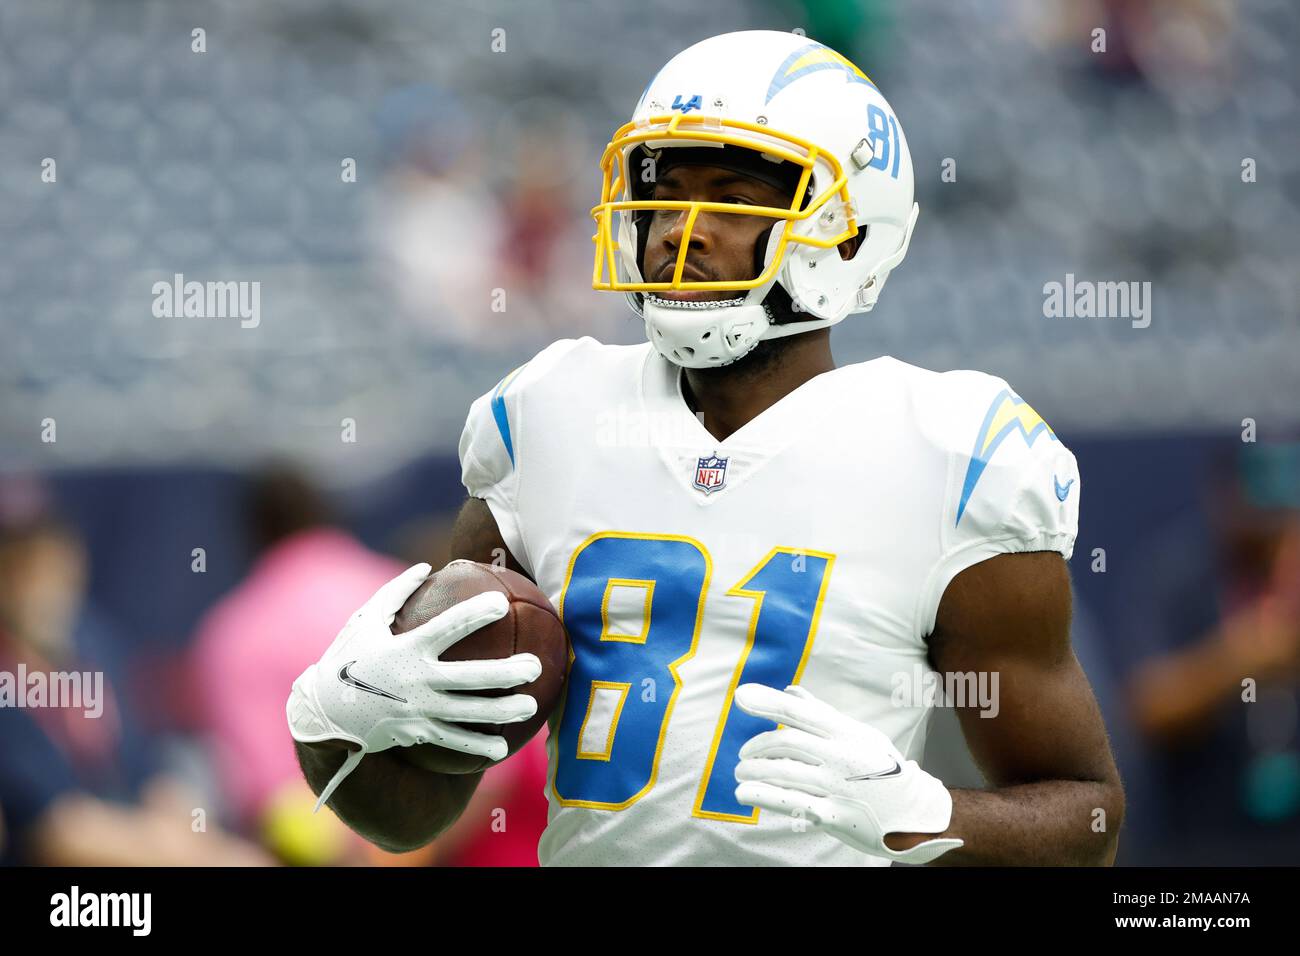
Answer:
[286, 563, 542, 810]
[732, 683, 963, 864]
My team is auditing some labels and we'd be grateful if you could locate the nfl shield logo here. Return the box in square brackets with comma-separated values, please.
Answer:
[693, 454, 728, 494]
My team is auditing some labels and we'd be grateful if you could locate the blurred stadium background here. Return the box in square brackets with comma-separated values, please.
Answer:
[1, 0, 1297, 866]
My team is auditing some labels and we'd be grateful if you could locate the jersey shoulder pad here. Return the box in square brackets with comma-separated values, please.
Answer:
[903, 364, 1081, 639]
[918, 366, 1079, 552]
[458, 337, 594, 497]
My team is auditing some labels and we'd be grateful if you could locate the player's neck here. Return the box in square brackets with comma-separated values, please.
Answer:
[679, 330, 835, 443]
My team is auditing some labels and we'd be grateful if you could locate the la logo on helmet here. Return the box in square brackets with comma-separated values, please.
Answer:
[671, 93, 702, 113]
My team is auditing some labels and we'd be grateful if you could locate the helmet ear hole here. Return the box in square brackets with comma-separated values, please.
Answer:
[841, 224, 869, 261]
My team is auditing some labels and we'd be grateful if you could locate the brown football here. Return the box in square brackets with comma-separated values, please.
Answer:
[390, 560, 568, 774]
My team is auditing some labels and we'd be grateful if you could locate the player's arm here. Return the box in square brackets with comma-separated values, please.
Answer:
[299, 343, 576, 851]
[901, 550, 1124, 865]
[292, 497, 530, 853]
[448, 494, 533, 580]
[292, 740, 476, 854]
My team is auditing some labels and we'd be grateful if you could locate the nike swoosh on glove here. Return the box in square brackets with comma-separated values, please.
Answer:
[732, 682, 963, 864]
[287, 562, 542, 811]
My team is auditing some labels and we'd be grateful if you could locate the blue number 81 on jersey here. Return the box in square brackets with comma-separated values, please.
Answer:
[552, 532, 835, 823]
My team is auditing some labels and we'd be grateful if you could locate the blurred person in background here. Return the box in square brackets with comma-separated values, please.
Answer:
[491, 111, 625, 345]
[367, 85, 619, 353]
[0, 476, 270, 866]
[190, 463, 406, 865]
[367, 84, 509, 350]
[1029, 0, 1234, 101]
[1120, 442, 1300, 864]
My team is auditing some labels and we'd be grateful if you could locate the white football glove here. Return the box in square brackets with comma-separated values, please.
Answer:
[733, 682, 963, 865]
[286, 562, 542, 811]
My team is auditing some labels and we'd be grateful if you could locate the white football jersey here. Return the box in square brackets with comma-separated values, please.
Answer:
[458, 337, 1080, 866]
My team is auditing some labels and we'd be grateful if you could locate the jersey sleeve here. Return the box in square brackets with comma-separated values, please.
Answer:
[914, 371, 1081, 640]
[457, 338, 590, 576]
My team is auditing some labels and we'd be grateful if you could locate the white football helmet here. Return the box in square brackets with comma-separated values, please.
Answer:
[591, 30, 919, 368]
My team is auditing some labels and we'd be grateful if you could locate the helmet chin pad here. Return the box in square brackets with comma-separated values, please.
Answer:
[642, 296, 770, 368]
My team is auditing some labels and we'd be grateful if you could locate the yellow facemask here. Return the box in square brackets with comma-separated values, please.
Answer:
[590, 111, 861, 296]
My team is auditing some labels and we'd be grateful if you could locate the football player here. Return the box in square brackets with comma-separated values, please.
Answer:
[290, 30, 1123, 865]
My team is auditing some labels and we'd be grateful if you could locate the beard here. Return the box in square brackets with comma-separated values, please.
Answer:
[705, 333, 790, 379]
